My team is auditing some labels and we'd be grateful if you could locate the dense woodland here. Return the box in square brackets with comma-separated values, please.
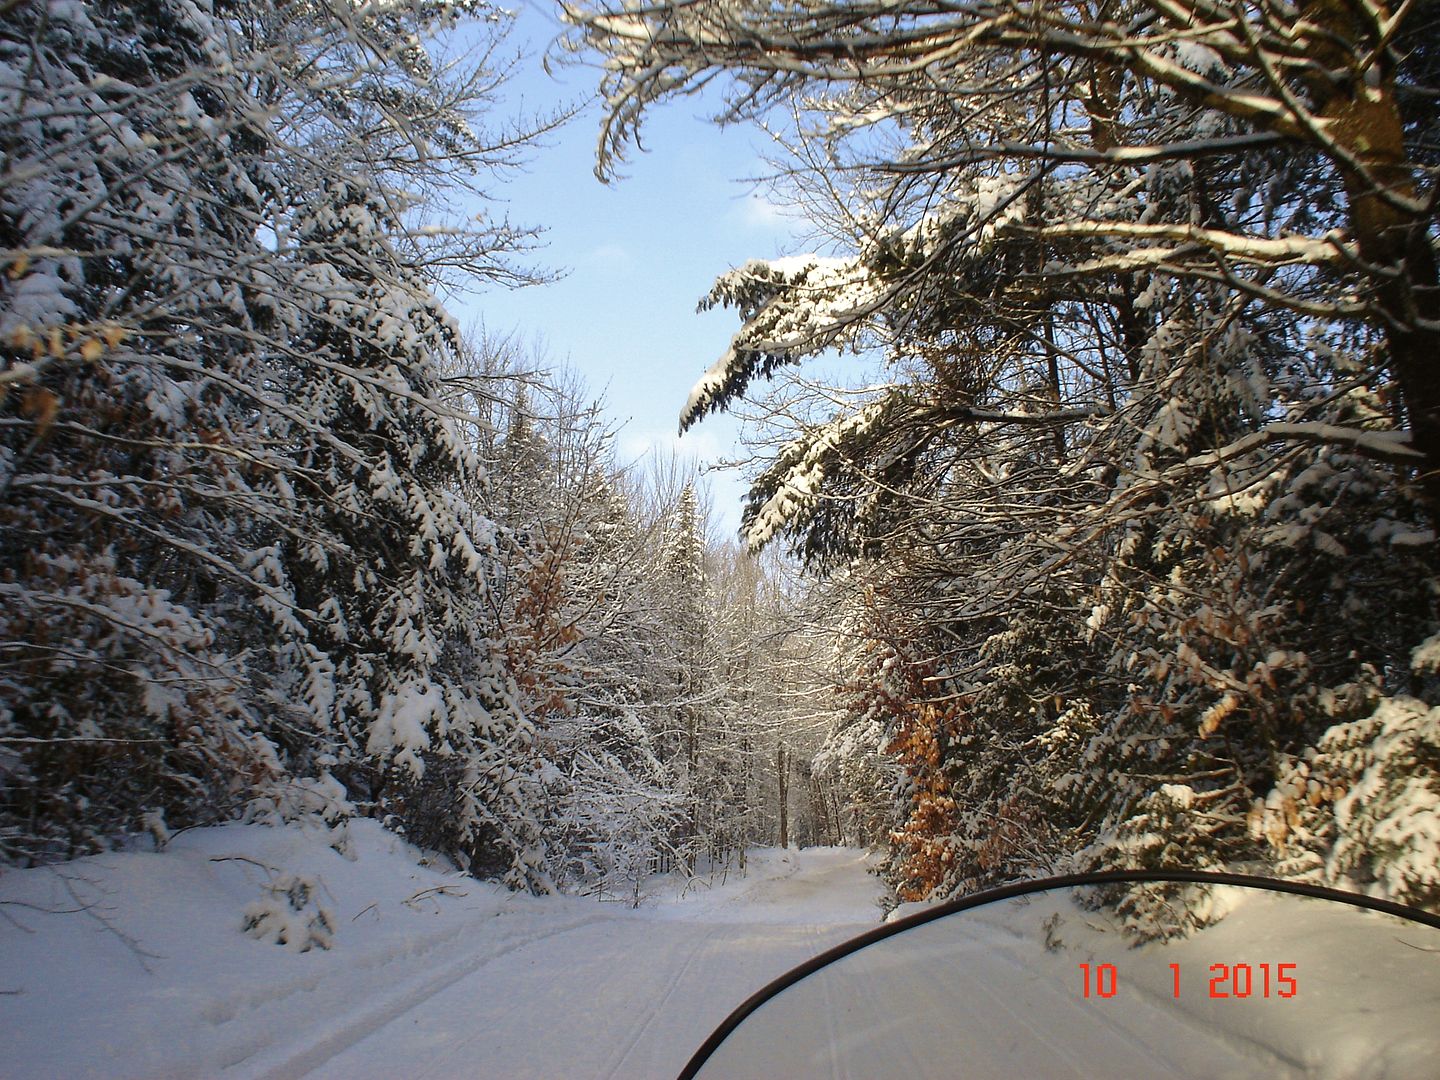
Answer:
[3, 0, 1438, 934]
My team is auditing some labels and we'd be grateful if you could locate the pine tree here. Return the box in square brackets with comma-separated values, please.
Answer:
[1, 0, 557, 882]
[247, 178, 548, 884]
[1, 0, 284, 862]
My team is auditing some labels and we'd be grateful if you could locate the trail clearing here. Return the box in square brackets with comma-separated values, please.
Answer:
[0, 823, 883, 1080]
[4, 822, 1437, 1079]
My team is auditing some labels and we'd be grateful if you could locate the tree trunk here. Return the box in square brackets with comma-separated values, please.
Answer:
[809, 777, 828, 847]
[776, 742, 789, 848]
[1305, 0, 1440, 523]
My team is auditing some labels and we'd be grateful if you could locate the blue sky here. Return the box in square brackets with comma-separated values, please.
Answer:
[451, 2, 806, 539]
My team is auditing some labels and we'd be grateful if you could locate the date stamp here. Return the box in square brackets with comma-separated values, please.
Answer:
[1079, 962, 1298, 1000]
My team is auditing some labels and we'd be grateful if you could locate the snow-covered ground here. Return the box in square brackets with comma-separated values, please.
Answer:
[0, 821, 884, 1079]
[3, 821, 1437, 1079]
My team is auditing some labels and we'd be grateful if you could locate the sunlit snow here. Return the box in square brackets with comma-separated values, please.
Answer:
[3, 822, 1435, 1079]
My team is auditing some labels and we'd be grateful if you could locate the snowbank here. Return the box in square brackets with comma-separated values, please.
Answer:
[0, 820, 594, 1079]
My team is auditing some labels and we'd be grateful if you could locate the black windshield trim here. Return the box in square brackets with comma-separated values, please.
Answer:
[676, 867, 1440, 1080]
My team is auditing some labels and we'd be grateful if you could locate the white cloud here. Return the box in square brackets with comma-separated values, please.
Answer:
[735, 191, 797, 233]
[583, 243, 635, 270]
[618, 423, 724, 466]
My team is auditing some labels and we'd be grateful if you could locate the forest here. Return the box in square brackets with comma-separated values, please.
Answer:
[2, 0, 1438, 939]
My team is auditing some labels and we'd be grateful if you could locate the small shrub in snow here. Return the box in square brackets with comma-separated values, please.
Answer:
[241, 873, 335, 953]
[1085, 785, 1228, 941]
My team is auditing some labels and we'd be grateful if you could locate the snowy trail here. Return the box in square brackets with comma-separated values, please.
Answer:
[8, 827, 1437, 1080]
[261, 847, 1280, 1080]
[0, 827, 881, 1080]
[229, 914, 612, 1079]
[286, 849, 881, 1080]
[293, 920, 846, 1080]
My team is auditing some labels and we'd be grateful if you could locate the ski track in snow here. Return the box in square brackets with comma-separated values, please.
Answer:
[236, 914, 610, 1079]
[595, 925, 722, 1080]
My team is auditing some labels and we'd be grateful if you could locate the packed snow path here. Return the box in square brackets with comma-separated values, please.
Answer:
[0, 825, 886, 1080]
[290, 849, 884, 1080]
[290, 865, 1295, 1080]
[5, 822, 1436, 1079]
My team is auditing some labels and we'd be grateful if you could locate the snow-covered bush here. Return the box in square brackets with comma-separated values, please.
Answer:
[241, 872, 336, 953]
[1267, 697, 1440, 911]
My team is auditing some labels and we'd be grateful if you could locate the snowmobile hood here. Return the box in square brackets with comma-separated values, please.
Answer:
[680, 869, 1440, 1079]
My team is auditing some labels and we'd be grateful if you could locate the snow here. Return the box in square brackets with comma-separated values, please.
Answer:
[367, 679, 446, 774]
[0, 266, 78, 339]
[3, 824, 1437, 1079]
[0, 825, 883, 1080]
[761, 254, 850, 277]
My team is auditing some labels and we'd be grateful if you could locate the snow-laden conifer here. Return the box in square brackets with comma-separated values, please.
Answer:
[571, 0, 1440, 927]
[1, 0, 286, 862]
[1, 0, 556, 885]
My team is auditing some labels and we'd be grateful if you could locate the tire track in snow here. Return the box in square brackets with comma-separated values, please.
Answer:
[399, 916, 723, 1080]
[1104, 956, 1310, 1077]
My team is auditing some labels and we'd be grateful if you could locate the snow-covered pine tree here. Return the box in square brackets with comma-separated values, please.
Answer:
[570, 0, 1440, 925]
[1, 0, 558, 883]
[0, 0, 286, 862]
[247, 176, 547, 884]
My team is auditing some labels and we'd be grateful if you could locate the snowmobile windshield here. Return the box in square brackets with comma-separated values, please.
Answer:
[680, 870, 1440, 1080]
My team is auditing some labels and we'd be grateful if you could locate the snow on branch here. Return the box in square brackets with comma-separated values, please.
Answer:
[877, 131, 1286, 172]
[1027, 223, 1356, 268]
[681, 254, 887, 431]
[1181, 423, 1425, 470]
